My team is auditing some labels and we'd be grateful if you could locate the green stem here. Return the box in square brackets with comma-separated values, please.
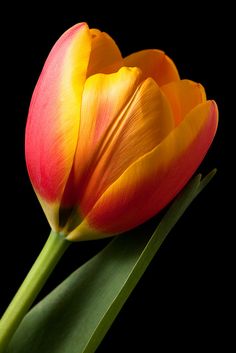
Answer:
[0, 230, 70, 353]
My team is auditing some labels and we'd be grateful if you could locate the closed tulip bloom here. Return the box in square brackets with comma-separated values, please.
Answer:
[25, 23, 218, 241]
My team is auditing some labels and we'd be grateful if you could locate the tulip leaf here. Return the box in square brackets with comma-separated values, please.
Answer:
[6, 171, 216, 353]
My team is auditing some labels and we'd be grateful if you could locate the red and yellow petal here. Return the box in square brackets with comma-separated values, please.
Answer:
[161, 80, 206, 126]
[87, 29, 123, 77]
[25, 23, 91, 229]
[67, 100, 218, 240]
[124, 49, 180, 86]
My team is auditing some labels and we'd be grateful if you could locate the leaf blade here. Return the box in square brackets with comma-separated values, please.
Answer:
[7, 171, 215, 353]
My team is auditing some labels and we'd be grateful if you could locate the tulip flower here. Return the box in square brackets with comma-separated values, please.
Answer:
[25, 22, 218, 241]
[0, 23, 218, 353]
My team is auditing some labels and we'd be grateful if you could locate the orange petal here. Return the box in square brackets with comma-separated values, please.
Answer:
[62, 67, 142, 206]
[161, 80, 206, 126]
[67, 100, 218, 240]
[86, 29, 123, 77]
[124, 49, 180, 86]
[64, 68, 173, 215]
[25, 23, 91, 229]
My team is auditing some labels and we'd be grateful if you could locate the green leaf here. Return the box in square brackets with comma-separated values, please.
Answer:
[7, 171, 216, 353]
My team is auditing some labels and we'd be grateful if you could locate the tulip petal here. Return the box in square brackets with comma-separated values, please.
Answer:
[62, 67, 142, 206]
[124, 49, 180, 86]
[161, 79, 206, 126]
[64, 68, 174, 215]
[67, 100, 218, 240]
[25, 23, 91, 228]
[87, 29, 123, 77]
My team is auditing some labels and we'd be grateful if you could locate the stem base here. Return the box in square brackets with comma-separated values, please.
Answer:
[0, 231, 70, 352]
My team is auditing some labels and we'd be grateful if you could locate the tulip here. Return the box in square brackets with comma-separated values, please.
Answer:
[25, 22, 218, 241]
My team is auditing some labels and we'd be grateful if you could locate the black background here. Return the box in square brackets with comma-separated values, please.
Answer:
[1, 4, 231, 352]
